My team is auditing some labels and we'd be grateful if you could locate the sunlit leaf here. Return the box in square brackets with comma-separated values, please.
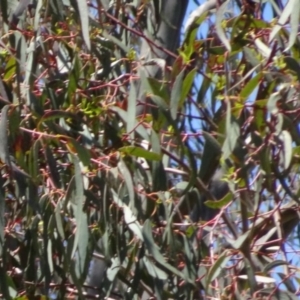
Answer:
[119, 146, 161, 161]
[215, 0, 231, 52]
[204, 192, 233, 209]
[269, 0, 295, 43]
[279, 130, 292, 170]
[240, 72, 262, 100]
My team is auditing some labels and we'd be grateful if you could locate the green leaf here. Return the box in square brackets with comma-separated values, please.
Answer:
[70, 155, 87, 263]
[263, 260, 288, 273]
[143, 256, 168, 280]
[215, 0, 231, 52]
[222, 120, 240, 160]
[118, 158, 135, 207]
[286, 0, 300, 50]
[76, 0, 90, 50]
[170, 68, 185, 120]
[123, 205, 143, 241]
[267, 91, 281, 114]
[142, 220, 194, 285]
[127, 80, 137, 140]
[68, 138, 91, 166]
[141, 72, 169, 103]
[180, 68, 196, 105]
[47, 239, 54, 273]
[205, 250, 230, 292]
[204, 192, 233, 209]
[76, 211, 89, 276]
[34, 0, 43, 31]
[0, 176, 4, 258]
[119, 146, 161, 161]
[45, 145, 61, 188]
[109, 106, 149, 141]
[5, 274, 17, 298]
[284, 57, 300, 80]
[0, 106, 11, 166]
[38, 110, 79, 130]
[150, 130, 161, 154]
[175, 181, 190, 191]
[67, 55, 81, 98]
[240, 72, 262, 100]
[277, 273, 297, 293]
[199, 132, 222, 181]
[269, 0, 295, 43]
[4, 57, 16, 80]
[227, 231, 250, 250]
[279, 130, 292, 170]
[55, 201, 65, 240]
[254, 36, 271, 58]
[150, 95, 169, 110]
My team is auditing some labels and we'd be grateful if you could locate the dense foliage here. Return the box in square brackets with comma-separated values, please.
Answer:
[0, 0, 300, 299]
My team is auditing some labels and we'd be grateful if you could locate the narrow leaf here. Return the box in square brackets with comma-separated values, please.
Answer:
[127, 80, 137, 140]
[269, 0, 294, 42]
[206, 251, 230, 291]
[215, 0, 231, 52]
[204, 192, 233, 209]
[118, 159, 135, 207]
[68, 139, 91, 167]
[76, 0, 90, 50]
[240, 72, 263, 100]
[71, 155, 86, 261]
[286, 0, 300, 50]
[170, 68, 185, 120]
[280, 130, 292, 170]
[123, 206, 143, 241]
[143, 256, 168, 280]
[119, 146, 161, 161]
[142, 220, 194, 284]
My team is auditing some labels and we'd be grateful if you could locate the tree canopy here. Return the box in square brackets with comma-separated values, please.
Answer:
[0, 0, 300, 299]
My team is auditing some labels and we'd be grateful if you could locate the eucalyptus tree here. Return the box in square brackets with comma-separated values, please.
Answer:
[0, 0, 300, 299]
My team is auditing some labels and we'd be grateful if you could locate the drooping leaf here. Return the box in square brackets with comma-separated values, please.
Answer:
[127, 80, 137, 140]
[109, 106, 149, 141]
[66, 138, 91, 167]
[279, 130, 292, 170]
[123, 205, 143, 241]
[118, 158, 135, 207]
[204, 192, 233, 209]
[240, 72, 263, 100]
[0, 105, 11, 166]
[70, 155, 88, 265]
[34, 0, 43, 31]
[222, 120, 240, 160]
[286, 0, 300, 50]
[142, 220, 194, 285]
[205, 250, 230, 292]
[45, 145, 61, 188]
[215, 0, 231, 52]
[199, 132, 222, 181]
[75, 0, 90, 50]
[170, 68, 185, 120]
[119, 146, 161, 161]
[263, 260, 288, 273]
[269, 0, 296, 43]
[143, 256, 168, 280]
[4, 57, 16, 81]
